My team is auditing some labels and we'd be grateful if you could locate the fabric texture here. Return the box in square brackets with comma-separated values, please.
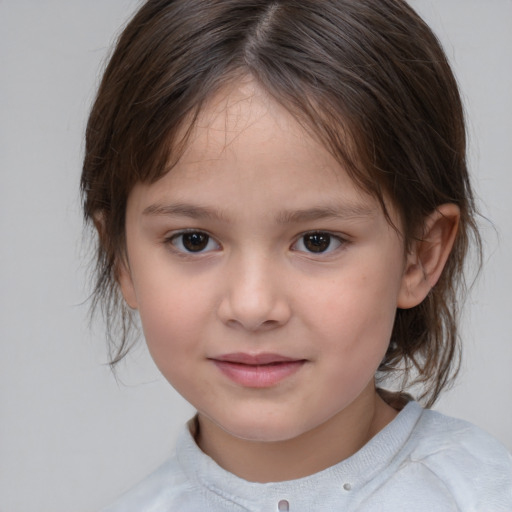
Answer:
[101, 402, 512, 511]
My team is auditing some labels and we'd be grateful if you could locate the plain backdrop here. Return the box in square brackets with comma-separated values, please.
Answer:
[0, 1, 511, 511]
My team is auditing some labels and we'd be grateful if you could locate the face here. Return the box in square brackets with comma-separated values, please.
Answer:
[120, 79, 412, 443]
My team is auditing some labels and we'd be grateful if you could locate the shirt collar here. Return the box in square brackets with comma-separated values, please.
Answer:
[176, 402, 423, 510]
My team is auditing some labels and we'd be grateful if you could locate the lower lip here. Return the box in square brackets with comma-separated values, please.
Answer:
[212, 360, 305, 388]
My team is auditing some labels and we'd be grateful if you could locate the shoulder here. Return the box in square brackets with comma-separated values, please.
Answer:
[99, 455, 198, 512]
[410, 407, 512, 469]
[358, 403, 512, 511]
[405, 408, 512, 510]
[99, 420, 216, 512]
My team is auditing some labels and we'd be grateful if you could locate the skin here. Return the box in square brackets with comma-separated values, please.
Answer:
[118, 78, 459, 482]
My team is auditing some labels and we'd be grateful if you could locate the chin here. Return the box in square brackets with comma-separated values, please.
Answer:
[218, 415, 310, 443]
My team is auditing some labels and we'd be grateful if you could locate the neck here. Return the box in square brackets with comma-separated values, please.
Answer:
[195, 386, 397, 482]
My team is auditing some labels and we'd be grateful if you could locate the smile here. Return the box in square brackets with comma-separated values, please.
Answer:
[210, 353, 306, 388]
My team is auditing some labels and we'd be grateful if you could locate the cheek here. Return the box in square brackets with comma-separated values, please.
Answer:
[308, 267, 401, 336]
[133, 274, 202, 357]
[137, 302, 199, 397]
[299, 258, 403, 385]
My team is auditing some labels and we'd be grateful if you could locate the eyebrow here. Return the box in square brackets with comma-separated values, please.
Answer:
[275, 203, 376, 224]
[142, 203, 230, 222]
[142, 201, 376, 223]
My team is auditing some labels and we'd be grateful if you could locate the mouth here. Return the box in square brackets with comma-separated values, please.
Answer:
[210, 353, 307, 388]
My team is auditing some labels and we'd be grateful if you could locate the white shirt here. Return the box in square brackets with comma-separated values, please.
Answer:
[101, 402, 512, 511]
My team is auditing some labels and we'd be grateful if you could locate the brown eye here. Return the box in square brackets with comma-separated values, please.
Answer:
[293, 232, 343, 254]
[182, 232, 209, 251]
[303, 233, 331, 252]
[170, 231, 219, 253]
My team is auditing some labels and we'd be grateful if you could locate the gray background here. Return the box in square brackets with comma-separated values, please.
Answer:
[1, 1, 511, 511]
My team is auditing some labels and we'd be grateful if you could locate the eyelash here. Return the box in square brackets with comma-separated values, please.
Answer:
[164, 230, 347, 256]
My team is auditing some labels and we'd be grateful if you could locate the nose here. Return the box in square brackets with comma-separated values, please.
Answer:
[217, 252, 291, 332]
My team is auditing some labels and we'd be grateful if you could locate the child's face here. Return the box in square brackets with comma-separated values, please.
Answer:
[120, 79, 411, 443]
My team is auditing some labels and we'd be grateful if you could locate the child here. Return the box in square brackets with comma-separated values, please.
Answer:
[82, 0, 512, 510]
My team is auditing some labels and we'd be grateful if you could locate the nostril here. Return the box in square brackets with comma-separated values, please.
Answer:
[261, 318, 280, 328]
[224, 316, 284, 332]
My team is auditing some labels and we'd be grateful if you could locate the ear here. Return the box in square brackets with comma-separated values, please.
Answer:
[117, 258, 139, 310]
[93, 212, 139, 310]
[397, 203, 460, 309]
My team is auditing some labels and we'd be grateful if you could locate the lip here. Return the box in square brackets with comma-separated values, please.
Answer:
[210, 353, 306, 388]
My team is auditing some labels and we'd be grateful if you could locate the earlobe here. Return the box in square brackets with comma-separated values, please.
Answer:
[117, 258, 139, 310]
[397, 203, 460, 309]
[93, 212, 139, 310]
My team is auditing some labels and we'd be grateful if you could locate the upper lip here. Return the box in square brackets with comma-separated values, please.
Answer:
[211, 353, 303, 365]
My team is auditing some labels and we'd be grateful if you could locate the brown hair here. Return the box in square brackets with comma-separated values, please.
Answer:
[82, 0, 481, 406]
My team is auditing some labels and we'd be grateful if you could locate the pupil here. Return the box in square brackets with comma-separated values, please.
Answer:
[183, 232, 208, 252]
[305, 233, 330, 252]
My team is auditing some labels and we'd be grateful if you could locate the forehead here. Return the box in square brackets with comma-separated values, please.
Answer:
[128, 78, 393, 227]
[182, 78, 322, 172]
[168, 81, 362, 193]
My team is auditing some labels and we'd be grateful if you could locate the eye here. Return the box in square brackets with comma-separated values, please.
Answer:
[168, 231, 220, 253]
[293, 231, 343, 254]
